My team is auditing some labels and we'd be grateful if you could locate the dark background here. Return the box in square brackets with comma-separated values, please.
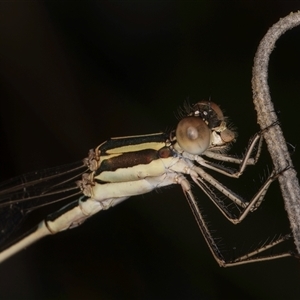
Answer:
[1, 1, 300, 299]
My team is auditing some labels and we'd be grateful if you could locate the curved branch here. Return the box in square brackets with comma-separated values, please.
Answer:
[252, 11, 300, 254]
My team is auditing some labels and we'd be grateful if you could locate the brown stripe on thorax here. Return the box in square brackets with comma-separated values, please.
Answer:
[96, 147, 172, 175]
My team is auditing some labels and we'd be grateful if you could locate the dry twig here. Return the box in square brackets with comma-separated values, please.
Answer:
[252, 11, 300, 253]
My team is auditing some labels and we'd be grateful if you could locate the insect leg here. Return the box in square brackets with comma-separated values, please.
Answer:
[175, 173, 293, 267]
[168, 157, 283, 223]
[199, 132, 263, 178]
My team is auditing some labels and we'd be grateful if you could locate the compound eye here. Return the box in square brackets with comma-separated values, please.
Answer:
[176, 117, 211, 155]
[192, 101, 225, 129]
[205, 101, 224, 121]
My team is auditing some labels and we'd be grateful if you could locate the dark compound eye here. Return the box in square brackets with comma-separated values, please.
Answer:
[176, 117, 211, 155]
[192, 101, 224, 129]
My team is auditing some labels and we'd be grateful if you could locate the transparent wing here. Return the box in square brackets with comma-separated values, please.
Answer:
[0, 161, 87, 245]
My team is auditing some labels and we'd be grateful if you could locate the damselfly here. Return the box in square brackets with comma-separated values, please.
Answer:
[0, 101, 294, 266]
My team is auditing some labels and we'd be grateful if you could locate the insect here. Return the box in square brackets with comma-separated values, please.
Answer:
[0, 100, 294, 266]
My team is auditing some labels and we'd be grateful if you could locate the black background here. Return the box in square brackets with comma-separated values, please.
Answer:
[1, 2, 300, 299]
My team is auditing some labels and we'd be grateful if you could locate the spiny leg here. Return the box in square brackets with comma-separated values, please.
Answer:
[200, 132, 263, 178]
[228, 234, 293, 266]
[190, 163, 295, 224]
[168, 156, 276, 222]
[198, 122, 280, 178]
[176, 174, 293, 267]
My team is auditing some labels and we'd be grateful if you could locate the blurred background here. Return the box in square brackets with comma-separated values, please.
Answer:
[1, 1, 300, 299]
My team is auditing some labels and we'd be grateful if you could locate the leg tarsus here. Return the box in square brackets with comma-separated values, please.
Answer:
[176, 172, 294, 267]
